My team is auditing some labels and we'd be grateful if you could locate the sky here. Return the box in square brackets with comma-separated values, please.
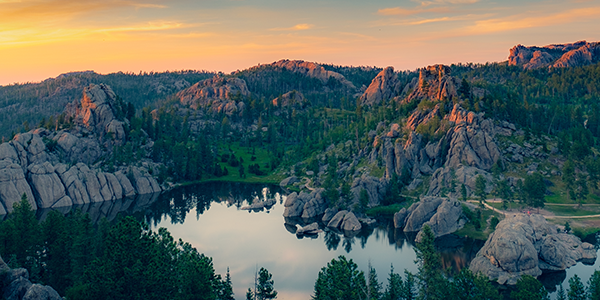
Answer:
[1, 0, 599, 85]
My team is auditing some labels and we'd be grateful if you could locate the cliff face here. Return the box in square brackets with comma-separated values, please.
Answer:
[0, 84, 161, 215]
[508, 40, 600, 69]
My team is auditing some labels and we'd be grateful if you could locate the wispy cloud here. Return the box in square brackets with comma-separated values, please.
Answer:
[0, 0, 166, 22]
[468, 6, 600, 33]
[414, 0, 478, 6]
[269, 23, 314, 31]
[95, 21, 188, 33]
[378, 6, 449, 16]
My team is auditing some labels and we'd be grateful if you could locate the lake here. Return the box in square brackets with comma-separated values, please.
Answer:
[135, 182, 599, 300]
[19, 182, 598, 299]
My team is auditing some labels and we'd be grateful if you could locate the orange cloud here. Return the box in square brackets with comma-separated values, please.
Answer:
[269, 23, 314, 31]
[468, 6, 600, 33]
[377, 6, 449, 16]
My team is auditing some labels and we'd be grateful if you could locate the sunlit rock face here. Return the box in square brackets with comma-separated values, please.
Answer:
[470, 213, 597, 285]
[508, 40, 600, 69]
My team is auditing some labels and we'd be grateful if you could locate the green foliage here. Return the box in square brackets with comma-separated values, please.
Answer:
[367, 263, 382, 300]
[450, 268, 501, 300]
[588, 270, 600, 300]
[0, 194, 41, 279]
[415, 224, 448, 300]
[256, 267, 277, 300]
[475, 175, 487, 205]
[461, 184, 467, 201]
[523, 173, 546, 209]
[312, 255, 367, 300]
[510, 275, 549, 300]
[567, 274, 586, 300]
[490, 216, 500, 230]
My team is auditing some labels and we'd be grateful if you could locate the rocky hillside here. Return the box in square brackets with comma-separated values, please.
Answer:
[0, 70, 213, 140]
[509, 40, 600, 69]
[0, 84, 161, 215]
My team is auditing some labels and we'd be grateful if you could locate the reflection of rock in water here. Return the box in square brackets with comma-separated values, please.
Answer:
[35, 192, 161, 224]
[538, 270, 567, 293]
[435, 234, 484, 274]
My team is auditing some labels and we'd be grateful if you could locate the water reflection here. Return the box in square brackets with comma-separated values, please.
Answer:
[22, 182, 598, 299]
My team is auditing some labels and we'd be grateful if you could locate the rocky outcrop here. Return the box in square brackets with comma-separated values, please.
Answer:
[177, 76, 249, 115]
[258, 60, 356, 90]
[0, 84, 162, 215]
[360, 67, 406, 106]
[272, 91, 307, 108]
[393, 197, 466, 240]
[427, 165, 494, 197]
[470, 214, 597, 285]
[75, 84, 127, 143]
[508, 41, 600, 69]
[1, 254, 61, 300]
[296, 222, 320, 236]
[350, 175, 386, 208]
[326, 210, 362, 232]
[279, 176, 300, 187]
[372, 101, 502, 197]
[405, 65, 459, 103]
[282, 189, 326, 219]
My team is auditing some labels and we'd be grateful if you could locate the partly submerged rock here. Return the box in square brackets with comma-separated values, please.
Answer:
[470, 213, 597, 285]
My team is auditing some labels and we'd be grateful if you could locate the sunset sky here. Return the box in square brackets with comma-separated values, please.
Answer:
[1, 0, 599, 85]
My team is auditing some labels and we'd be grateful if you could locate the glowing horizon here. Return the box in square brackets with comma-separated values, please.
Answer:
[1, 0, 599, 85]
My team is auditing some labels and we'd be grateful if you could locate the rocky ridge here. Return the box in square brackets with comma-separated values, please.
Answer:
[0, 84, 161, 215]
[470, 213, 597, 285]
[248, 59, 356, 90]
[508, 40, 600, 69]
[369, 102, 504, 198]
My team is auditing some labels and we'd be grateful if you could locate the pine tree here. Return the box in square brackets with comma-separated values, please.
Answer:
[256, 267, 277, 300]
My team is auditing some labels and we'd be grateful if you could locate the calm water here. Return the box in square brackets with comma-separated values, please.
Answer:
[25, 182, 600, 299]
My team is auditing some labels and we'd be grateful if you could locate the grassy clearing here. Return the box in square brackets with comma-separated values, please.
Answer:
[366, 203, 404, 216]
[190, 142, 286, 185]
[544, 204, 600, 216]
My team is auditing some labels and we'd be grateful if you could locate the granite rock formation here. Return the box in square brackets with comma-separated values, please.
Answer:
[470, 214, 597, 285]
[0, 84, 161, 215]
[177, 76, 249, 115]
[508, 41, 600, 69]
[393, 197, 466, 241]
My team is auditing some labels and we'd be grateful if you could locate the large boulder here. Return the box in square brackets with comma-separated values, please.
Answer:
[0, 160, 36, 213]
[126, 167, 161, 195]
[470, 213, 597, 285]
[301, 188, 326, 219]
[416, 199, 465, 242]
[403, 197, 443, 232]
[327, 210, 348, 228]
[341, 212, 362, 231]
[283, 192, 305, 217]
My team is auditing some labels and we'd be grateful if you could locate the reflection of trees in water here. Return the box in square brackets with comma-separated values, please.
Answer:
[324, 230, 340, 251]
[144, 182, 282, 225]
